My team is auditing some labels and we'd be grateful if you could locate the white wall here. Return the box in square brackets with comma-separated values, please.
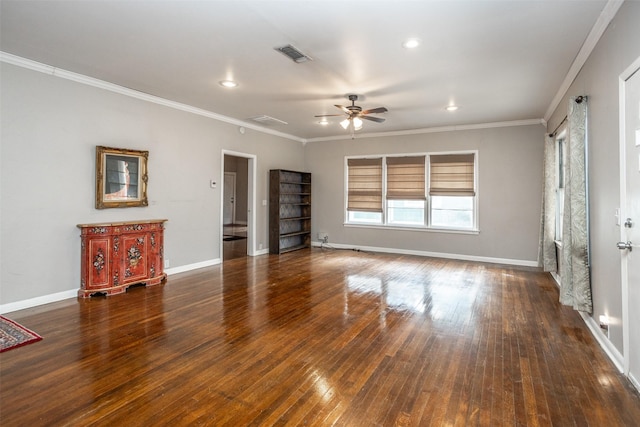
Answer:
[305, 124, 545, 264]
[546, 0, 640, 355]
[0, 62, 304, 306]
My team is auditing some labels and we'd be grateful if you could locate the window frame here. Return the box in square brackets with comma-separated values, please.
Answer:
[344, 151, 479, 233]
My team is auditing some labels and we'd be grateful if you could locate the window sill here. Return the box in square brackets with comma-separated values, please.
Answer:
[344, 223, 480, 235]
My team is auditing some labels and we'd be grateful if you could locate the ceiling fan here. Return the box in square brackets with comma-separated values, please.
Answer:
[315, 94, 387, 132]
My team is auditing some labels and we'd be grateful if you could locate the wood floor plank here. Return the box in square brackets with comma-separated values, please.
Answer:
[1, 250, 640, 426]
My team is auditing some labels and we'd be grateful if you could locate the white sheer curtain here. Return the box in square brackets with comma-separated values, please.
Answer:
[560, 96, 592, 313]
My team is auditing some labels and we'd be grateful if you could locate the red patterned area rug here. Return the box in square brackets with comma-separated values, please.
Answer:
[0, 315, 42, 353]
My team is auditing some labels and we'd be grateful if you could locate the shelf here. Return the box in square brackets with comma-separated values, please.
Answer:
[280, 231, 311, 238]
[270, 169, 312, 255]
[279, 244, 310, 253]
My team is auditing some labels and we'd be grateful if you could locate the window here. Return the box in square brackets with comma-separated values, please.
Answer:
[555, 132, 567, 241]
[386, 156, 426, 226]
[431, 196, 474, 228]
[428, 153, 476, 230]
[346, 152, 477, 231]
[346, 158, 383, 224]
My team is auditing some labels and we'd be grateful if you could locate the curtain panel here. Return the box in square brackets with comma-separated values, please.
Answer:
[540, 134, 558, 272]
[560, 96, 592, 313]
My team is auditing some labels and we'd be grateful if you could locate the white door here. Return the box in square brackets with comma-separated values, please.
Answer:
[620, 59, 640, 390]
[223, 172, 236, 225]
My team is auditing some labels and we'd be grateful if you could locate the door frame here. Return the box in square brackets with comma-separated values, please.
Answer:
[619, 55, 640, 388]
[221, 150, 257, 257]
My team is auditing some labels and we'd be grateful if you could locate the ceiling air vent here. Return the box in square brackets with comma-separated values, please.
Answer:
[249, 115, 288, 126]
[274, 44, 312, 63]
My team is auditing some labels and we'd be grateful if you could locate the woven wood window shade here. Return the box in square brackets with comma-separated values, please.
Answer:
[347, 158, 383, 212]
[386, 156, 426, 200]
[429, 154, 475, 196]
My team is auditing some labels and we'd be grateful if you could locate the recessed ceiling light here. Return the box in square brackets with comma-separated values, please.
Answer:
[219, 80, 238, 88]
[446, 105, 459, 111]
[402, 38, 421, 49]
[318, 119, 329, 125]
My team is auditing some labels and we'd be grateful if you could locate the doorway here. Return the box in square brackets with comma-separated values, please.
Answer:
[619, 56, 640, 391]
[222, 152, 255, 261]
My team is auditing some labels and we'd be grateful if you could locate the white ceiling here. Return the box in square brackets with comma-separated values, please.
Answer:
[0, 0, 610, 141]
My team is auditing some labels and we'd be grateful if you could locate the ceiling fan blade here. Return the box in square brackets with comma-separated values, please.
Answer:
[361, 107, 388, 114]
[335, 104, 351, 114]
[361, 115, 385, 123]
[314, 114, 347, 117]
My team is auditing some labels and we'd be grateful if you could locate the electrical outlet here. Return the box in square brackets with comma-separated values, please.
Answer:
[164, 259, 170, 268]
[318, 232, 328, 243]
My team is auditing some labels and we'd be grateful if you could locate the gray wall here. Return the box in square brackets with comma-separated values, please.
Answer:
[546, 0, 640, 354]
[0, 62, 304, 305]
[305, 124, 545, 263]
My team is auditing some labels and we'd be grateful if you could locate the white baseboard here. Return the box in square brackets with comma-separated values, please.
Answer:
[630, 372, 640, 393]
[165, 258, 221, 276]
[311, 241, 538, 267]
[579, 311, 625, 373]
[549, 269, 627, 376]
[0, 289, 78, 315]
[252, 248, 270, 256]
[1, 258, 223, 314]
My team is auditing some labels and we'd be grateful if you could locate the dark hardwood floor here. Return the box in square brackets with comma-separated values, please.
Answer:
[2, 249, 639, 426]
[223, 224, 247, 261]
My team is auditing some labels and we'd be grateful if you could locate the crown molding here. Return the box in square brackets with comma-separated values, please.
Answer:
[0, 51, 306, 144]
[306, 118, 545, 143]
[543, 0, 624, 122]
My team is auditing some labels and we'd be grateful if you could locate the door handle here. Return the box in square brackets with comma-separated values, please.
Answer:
[617, 241, 633, 251]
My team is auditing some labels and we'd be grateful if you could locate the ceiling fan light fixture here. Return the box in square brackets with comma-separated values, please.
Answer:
[352, 117, 363, 130]
[340, 118, 351, 129]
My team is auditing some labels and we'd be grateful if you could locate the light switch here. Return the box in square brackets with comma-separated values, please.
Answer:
[262, 199, 267, 206]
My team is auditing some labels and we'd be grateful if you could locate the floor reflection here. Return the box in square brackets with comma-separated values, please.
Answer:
[79, 285, 167, 404]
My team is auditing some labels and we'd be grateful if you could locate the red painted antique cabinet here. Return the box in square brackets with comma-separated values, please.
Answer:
[77, 219, 167, 297]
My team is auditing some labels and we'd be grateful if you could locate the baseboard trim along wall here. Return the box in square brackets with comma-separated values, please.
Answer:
[580, 311, 625, 373]
[310, 241, 539, 267]
[0, 289, 78, 315]
[548, 269, 627, 381]
[164, 258, 221, 276]
[0, 258, 222, 315]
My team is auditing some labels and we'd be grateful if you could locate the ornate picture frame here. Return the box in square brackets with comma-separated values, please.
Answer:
[95, 146, 148, 209]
